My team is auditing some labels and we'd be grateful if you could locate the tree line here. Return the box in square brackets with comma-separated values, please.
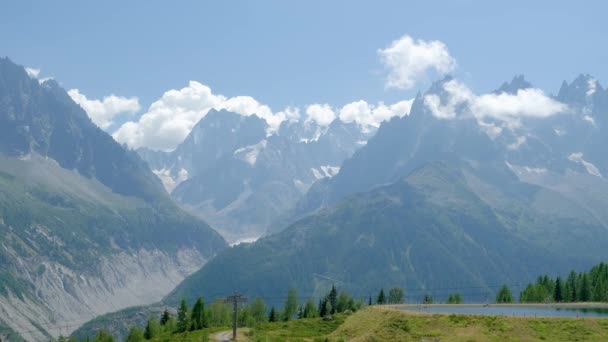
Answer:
[519, 262, 608, 303]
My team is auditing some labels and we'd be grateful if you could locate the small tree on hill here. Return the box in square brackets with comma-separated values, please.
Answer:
[388, 287, 404, 304]
[160, 309, 170, 326]
[447, 293, 463, 304]
[144, 315, 161, 339]
[269, 306, 278, 322]
[303, 298, 317, 318]
[284, 288, 299, 321]
[250, 297, 268, 324]
[328, 285, 338, 314]
[177, 298, 190, 332]
[125, 326, 144, 342]
[191, 297, 207, 330]
[377, 289, 386, 304]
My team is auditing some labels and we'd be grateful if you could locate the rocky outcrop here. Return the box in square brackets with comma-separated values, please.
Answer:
[0, 247, 208, 341]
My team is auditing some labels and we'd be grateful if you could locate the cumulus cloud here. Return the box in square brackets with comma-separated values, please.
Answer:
[339, 99, 414, 128]
[112, 79, 415, 151]
[305, 104, 336, 127]
[68, 89, 141, 129]
[378, 35, 456, 89]
[423, 79, 567, 132]
[472, 88, 568, 121]
[112, 81, 294, 151]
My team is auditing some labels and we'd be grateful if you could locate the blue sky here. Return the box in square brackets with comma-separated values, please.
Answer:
[1, 1, 606, 150]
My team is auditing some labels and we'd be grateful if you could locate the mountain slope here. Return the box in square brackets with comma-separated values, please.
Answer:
[165, 161, 601, 307]
[0, 58, 226, 341]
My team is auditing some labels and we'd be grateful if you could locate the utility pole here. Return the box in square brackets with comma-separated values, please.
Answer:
[225, 292, 248, 340]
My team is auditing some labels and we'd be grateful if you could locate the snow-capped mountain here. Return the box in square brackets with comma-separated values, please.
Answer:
[138, 109, 375, 243]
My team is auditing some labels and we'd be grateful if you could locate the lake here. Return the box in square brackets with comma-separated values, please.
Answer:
[396, 304, 608, 318]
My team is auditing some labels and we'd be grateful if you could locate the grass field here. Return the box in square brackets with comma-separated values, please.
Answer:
[148, 306, 608, 342]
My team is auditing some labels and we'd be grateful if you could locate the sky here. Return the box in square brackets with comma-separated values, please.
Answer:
[1, 0, 606, 150]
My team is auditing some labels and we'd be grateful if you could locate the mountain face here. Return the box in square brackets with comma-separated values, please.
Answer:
[164, 75, 608, 306]
[0, 58, 226, 341]
[138, 110, 372, 243]
[295, 75, 608, 218]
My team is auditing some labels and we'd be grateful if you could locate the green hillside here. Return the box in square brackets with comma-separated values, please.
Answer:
[166, 162, 599, 307]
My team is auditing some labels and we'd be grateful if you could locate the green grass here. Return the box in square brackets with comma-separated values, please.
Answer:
[248, 314, 346, 341]
[137, 307, 608, 342]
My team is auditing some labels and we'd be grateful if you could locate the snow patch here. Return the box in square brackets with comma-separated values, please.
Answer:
[311, 165, 340, 180]
[153, 168, 189, 193]
[568, 152, 602, 177]
[233, 140, 267, 166]
[554, 128, 566, 136]
[587, 79, 597, 97]
[507, 136, 526, 150]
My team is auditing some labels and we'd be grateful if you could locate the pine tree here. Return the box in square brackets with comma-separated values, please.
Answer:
[580, 273, 592, 302]
[269, 306, 278, 322]
[328, 285, 338, 314]
[191, 297, 207, 330]
[554, 277, 564, 302]
[144, 315, 161, 339]
[496, 285, 513, 303]
[566, 271, 577, 302]
[160, 309, 170, 326]
[177, 298, 191, 332]
[319, 297, 329, 317]
[377, 289, 386, 304]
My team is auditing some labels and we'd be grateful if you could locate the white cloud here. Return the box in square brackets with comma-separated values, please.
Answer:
[583, 115, 596, 126]
[305, 104, 336, 127]
[472, 88, 568, 121]
[68, 89, 141, 129]
[26, 67, 40, 78]
[568, 152, 602, 177]
[424, 80, 473, 119]
[378, 35, 456, 89]
[113, 81, 293, 151]
[339, 99, 414, 128]
[112, 80, 415, 151]
[423, 79, 567, 133]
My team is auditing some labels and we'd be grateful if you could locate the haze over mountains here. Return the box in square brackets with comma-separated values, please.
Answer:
[1, 53, 608, 341]
[72, 71, 608, 340]
[161, 74, 608, 307]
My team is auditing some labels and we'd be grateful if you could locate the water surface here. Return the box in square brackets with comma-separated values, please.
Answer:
[397, 305, 608, 318]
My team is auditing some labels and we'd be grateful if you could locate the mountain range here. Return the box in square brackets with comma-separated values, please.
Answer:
[0, 58, 226, 341]
[137, 109, 373, 243]
[3, 53, 608, 341]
